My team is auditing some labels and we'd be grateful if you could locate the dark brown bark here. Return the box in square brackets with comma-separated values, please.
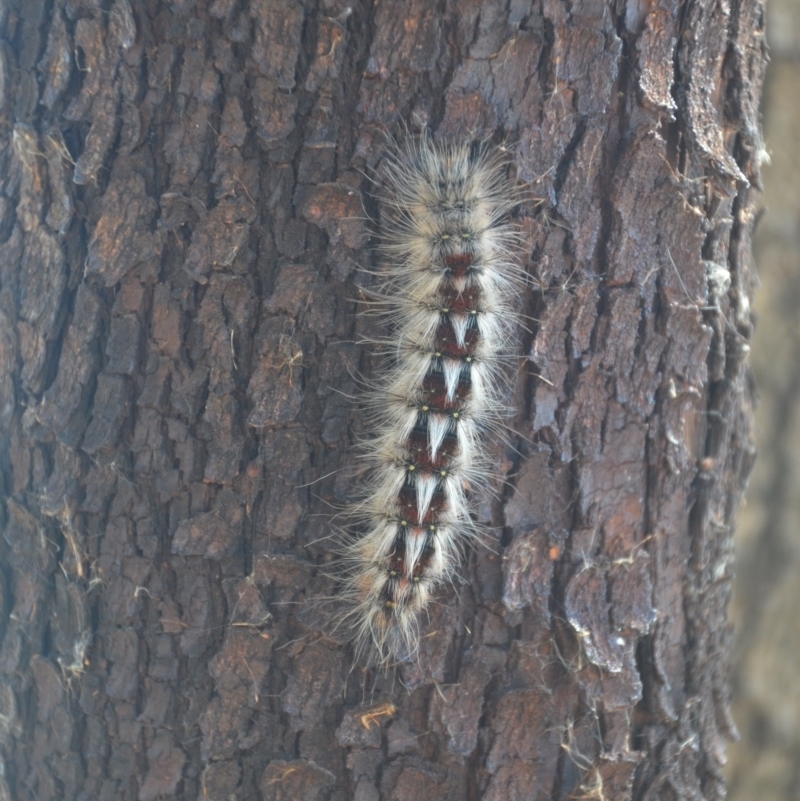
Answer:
[0, 1, 764, 800]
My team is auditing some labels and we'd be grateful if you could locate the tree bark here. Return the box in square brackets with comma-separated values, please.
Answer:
[0, 1, 764, 800]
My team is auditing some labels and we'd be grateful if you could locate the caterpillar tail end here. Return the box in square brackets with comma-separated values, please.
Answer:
[350, 596, 423, 669]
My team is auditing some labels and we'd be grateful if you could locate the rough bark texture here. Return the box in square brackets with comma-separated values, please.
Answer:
[0, 1, 764, 800]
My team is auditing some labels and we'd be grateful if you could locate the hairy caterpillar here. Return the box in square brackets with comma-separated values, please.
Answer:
[339, 132, 524, 666]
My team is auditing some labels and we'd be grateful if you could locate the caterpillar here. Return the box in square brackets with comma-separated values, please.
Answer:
[339, 132, 524, 666]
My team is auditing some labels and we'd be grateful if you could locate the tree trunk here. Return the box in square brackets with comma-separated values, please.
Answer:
[0, 1, 764, 800]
